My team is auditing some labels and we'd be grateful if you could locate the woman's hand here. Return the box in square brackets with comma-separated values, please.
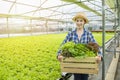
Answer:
[57, 55, 63, 62]
[95, 56, 101, 63]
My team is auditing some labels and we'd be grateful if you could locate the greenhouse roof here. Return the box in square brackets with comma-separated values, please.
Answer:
[0, 0, 119, 24]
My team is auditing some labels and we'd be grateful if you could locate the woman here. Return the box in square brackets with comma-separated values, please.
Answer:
[57, 12, 102, 80]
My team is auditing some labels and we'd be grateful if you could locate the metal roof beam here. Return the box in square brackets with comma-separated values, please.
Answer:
[87, 1, 114, 14]
[20, 3, 73, 15]
[62, 0, 95, 3]
[2, 0, 39, 8]
[62, 0, 102, 16]
[45, 9, 103, 17]
[48, 7, 61, 17]
[32, 0, 48, 16]
[8, 0, 17, 13]
[0, 13, 72, 23]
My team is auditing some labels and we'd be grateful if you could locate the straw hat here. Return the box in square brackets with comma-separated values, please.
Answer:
[72, 12, 89, 23]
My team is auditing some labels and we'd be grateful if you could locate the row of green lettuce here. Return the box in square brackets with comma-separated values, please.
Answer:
[0, 32, 113, 80]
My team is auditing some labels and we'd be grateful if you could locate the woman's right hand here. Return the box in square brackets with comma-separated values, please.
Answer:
[57, 55, 63, 62]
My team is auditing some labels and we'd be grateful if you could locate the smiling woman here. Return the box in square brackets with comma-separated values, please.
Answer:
[57, 12, 102, 80]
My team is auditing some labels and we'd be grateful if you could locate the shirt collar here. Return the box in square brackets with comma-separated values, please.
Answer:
[73, 28, 87, 33]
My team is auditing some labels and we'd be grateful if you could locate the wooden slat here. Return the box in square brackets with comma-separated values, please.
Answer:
[61, 68, 98, 74]
[61, 63, 98, 68]
[63, 57, 96, 62]
[60, 57, 99, 74]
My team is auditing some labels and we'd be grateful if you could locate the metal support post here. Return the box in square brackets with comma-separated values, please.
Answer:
[7, 17, 9, 37]
[45, 20, 48, 34]
[30, 19, 32, 35]
[102, 0, 105, 80]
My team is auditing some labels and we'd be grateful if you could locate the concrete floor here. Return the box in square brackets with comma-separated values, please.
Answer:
[115, 51, 120, 80]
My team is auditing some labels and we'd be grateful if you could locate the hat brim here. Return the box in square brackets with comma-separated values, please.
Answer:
[72, 15, 89, 23]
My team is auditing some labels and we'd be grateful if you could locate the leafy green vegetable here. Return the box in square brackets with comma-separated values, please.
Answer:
[61, 41, 96, 58]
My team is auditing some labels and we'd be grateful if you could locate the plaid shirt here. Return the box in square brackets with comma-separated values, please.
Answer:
[57, 28, 102, 56]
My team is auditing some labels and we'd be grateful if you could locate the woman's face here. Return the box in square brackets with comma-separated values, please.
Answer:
[75, 18, 85, 29]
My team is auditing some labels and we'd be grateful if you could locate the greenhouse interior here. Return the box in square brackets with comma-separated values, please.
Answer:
[0, 0, 120, 80]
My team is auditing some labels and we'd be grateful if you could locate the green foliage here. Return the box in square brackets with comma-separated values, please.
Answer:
[0, 32, 113, 79]
[61, 42, 96, 59]
[0, 34, 65, 80]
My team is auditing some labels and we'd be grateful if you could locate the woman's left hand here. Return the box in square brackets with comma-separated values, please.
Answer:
[95, 56, 101, 63]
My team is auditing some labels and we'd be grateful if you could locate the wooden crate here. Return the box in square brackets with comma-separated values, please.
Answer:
[60, 57, 99, 74]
